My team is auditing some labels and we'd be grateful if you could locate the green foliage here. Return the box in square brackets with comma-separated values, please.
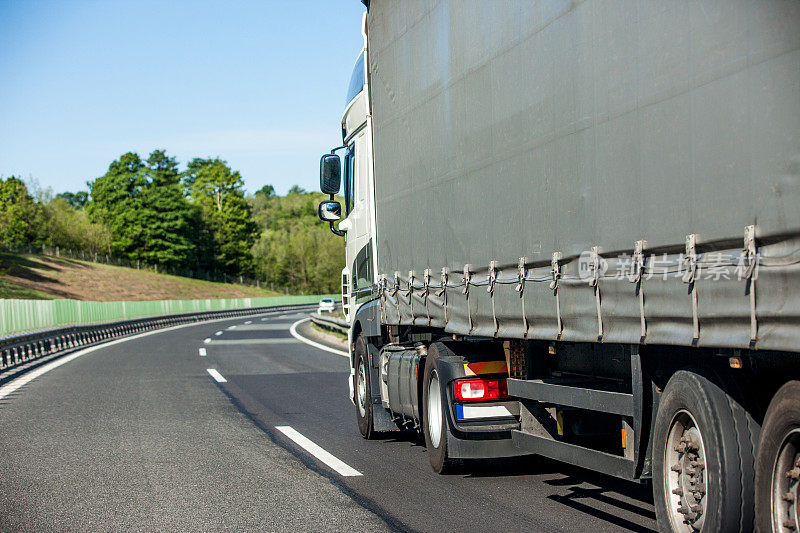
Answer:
[88, 150, 194, 268]
[56, 191, 88, 208]
[40, 197, 112, 254]
[250, 189, 344, 294]
[0, 176, 41, 248]
[183, 157, 258, 275]
[3, 154, 345, 295]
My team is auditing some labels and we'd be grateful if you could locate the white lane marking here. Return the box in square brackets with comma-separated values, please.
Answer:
[206, 368, 227, 382]
[215, 331, 223, 336]
[231, 324, 290, 331]
[244, 321, 252, 325]
[203, 338, 211, 344]
[207, 338, 298, 346]
[275, 426, 362, 477]
[198, 348, 207, 356]
[289, 318, 348, 357]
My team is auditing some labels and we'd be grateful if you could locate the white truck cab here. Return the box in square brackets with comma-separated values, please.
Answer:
[317, 12, 377, 325]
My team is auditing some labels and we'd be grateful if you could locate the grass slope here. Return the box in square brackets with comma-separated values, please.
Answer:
[0, 253, 281, 301]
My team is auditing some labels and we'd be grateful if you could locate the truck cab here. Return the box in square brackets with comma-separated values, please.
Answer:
[317, 15, 377, 325]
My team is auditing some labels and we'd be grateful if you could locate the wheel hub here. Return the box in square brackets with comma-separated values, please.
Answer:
[427, 370, 442, 449]
[665, 410, 708, 531]
[357, 361, 367, 417]
[772, 428, 800, 532]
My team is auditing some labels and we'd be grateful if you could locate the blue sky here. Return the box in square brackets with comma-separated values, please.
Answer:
[0, 0, 366, 196]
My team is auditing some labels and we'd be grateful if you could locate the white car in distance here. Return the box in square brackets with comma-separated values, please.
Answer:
[317, 298, 336, 314]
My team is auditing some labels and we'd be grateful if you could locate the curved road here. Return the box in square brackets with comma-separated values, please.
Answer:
[0, 311, 657, 532]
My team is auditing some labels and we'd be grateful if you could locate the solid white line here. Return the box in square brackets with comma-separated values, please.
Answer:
[214, 331, 223, 336]
[275, 426, 362, 477]
[198, 348, 207, 356]
[289, 318, 348, 357]
[206, 368, 226, 382]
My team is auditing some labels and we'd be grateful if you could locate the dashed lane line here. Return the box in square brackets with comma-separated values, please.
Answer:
[206, 368, 227, 383]
[275, 426, 362, 477]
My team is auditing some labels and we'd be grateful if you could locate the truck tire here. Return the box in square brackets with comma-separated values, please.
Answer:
[652, 369, 757, 533]
[354, 335, 376, 439]
[422, 345, 456, 474]
[755, 380, 800, 533]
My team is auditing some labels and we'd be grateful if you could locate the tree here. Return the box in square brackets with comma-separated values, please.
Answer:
[250, 189, 344, 294]
[87, 152, 146, 258]
[88, 150, 194, 268]
[255, 184, 275, 198]
[184, 158, 258, 275]
[0, 176, 40, 248]
[41, 197, 112, 254]
[56, 191, 89, 208]
[135, 150, 194, 267]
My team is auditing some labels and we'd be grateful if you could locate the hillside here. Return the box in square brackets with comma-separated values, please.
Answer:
[0, 253, 281, 301]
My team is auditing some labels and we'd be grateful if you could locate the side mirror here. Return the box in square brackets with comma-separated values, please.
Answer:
[319, 154, 341, 194]
[318, 200, 342, 222]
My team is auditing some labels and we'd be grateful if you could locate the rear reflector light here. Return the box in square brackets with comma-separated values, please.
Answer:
[454, 377, 508, 402]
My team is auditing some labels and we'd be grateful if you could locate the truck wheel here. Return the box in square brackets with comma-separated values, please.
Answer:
[354, 336, 376, 439]
[652, 369, 757, 533]
[755, 380, 800, 533]
[422, 346, 456, 474]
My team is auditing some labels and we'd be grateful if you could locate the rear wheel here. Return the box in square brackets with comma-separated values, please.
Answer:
[652, 369, 757, 532]
[755, 380, 800, 533]
[422, 345, 456, 474]
[354, 336, 376, 439]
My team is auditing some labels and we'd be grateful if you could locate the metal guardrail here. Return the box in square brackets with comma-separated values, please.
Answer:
[309, 313, 349, 335]
[0, 303, 316, 376]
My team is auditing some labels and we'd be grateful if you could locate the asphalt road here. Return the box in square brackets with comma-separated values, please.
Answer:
[0, 310, 657, 532]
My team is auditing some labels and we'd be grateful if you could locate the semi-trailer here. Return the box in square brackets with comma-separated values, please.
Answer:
[317, 2, 800, 532]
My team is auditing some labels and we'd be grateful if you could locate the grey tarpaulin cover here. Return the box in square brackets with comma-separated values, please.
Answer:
[367, 1, 800, 352]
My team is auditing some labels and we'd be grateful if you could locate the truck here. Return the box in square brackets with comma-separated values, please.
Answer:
[316, 2, 800, 531]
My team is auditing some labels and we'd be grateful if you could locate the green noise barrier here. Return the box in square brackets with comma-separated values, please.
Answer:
[0, 295, 338, 337]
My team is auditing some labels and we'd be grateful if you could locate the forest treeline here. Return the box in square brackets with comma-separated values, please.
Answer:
[0, 150, 344, 294]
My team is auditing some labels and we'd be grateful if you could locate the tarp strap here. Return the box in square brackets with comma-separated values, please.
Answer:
[588, 246, 603, 340]
[550, 253, 563, 337]
[488, 261, 499, 337]
[463, 264, 473, 333]
[393, 271, 402, 325]
[378, 275, 387, 324]
[515, 257, 529, 337]
[742, 225, 758, 346]
[405, 271, 415, 320]
[437, 268, 449, 324]
[682, 235, 700, 342]
[628, 240, 647, 341]
[423, 268, 432, 326]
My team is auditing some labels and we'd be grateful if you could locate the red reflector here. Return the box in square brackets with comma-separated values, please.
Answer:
[454, 377, 508, 402]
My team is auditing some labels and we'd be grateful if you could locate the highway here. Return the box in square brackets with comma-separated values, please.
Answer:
[0, 310, 657, 532]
